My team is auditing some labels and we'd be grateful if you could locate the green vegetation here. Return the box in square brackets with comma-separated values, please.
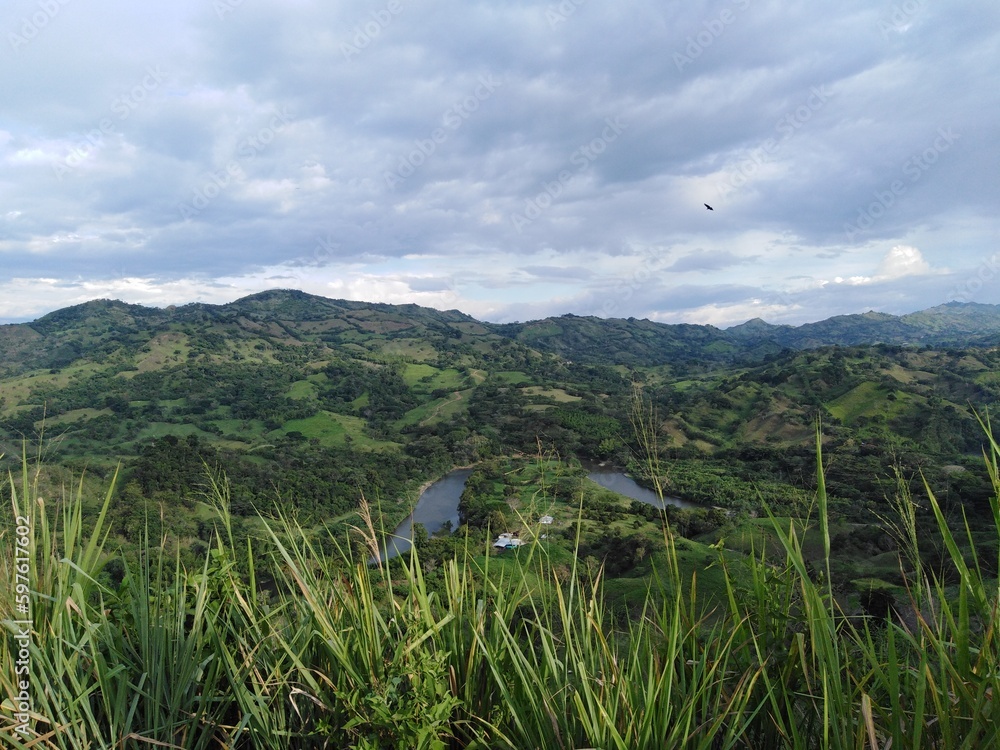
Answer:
[4, 291, 1000, 744]
[3, 425, 1000, 747]
[1, 292, 1000, 587]
[4, 295, 1000, 481]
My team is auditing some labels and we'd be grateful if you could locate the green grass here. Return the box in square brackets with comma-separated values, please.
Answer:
[207, 417, 266, 436]
[400, 362, 438, 385]
[133, 421, 218, 441]
[285, 379, 319, 400]
[827, 380, 933, 427]
[401, 364, 466, 393]
[0, 365, 103, 411]
[4, 419, 1000, 747]
[279, 411, 400, 449]
[520, 386, 581, 402]
[379, 340, 441, 361]
[279, 411, 349, 443]
[396, 391, 469, 427]
[132, 331, 191, 373]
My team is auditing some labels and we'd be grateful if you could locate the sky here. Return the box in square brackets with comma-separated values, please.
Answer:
[1, 0, 998, 328]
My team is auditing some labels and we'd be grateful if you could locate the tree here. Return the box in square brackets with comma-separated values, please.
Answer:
[412, 523, 429, 550]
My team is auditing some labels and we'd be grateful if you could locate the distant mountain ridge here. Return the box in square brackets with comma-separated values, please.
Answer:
[495, 301, 1000, 369]
[3, 291, 1000, 376]
[725, 302, 1000, 350]
[0, 290, 487, 376]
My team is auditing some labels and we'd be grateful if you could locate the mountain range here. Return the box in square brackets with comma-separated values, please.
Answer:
[5, 291, 1000, 378]
[3, 288, 1000, 534]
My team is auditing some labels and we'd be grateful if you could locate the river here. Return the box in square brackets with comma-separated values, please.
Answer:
[584, 466, 696, 509]
[378, 468, 473, 561]
[379, 464, 694, 561]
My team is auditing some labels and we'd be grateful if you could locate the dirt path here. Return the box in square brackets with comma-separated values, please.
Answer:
[420, 390, 464, 425]
[415, 369, 484, 425]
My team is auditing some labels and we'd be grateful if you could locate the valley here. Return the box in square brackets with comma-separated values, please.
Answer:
[2, 289, 999, 604]
[5, 290, 1000, 747]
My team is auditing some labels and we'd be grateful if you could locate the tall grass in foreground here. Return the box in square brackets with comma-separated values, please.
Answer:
[2, 424, 1000, 748]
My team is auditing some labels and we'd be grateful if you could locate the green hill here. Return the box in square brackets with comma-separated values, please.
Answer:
[5, 293, 1000, 747]
[2, 290, 1000, 538]
[724, 301, 1000, 350]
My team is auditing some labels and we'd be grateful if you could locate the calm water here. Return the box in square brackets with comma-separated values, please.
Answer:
[379, 468, 472, 561]
[584, 466, 696, 509]
[378, 465, 694, 561]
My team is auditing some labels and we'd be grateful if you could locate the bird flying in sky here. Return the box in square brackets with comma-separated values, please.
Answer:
[704, 203, 714, 211]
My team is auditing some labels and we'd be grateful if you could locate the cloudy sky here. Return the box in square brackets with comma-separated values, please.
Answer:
[1, 0, 997, 327]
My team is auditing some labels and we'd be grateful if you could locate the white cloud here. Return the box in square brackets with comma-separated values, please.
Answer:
[824, 245, 937, 289]
[876, 244, 932, 279]
[0, 0, 997, 325]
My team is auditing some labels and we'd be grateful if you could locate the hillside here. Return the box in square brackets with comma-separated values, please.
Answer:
[493, 314, 777, 371]
[4, 290, 1000, 680]
[2, 290, 1000, 534]
[496, 302, 1000, 368]
[6, 292, 1000, 377]
[0, 290, 598, 531]
[724, 301, 1000, 350]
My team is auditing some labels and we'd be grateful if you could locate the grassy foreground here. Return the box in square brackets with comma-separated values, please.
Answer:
[2, 428, 1000, 748]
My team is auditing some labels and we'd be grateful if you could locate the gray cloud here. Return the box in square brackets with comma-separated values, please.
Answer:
[0, 0, 997, 326]
[665, 250, 755, 273]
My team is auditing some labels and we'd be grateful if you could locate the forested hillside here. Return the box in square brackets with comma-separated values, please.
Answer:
[3, 291, 1000, 529]
[5, 291, 1000, 746]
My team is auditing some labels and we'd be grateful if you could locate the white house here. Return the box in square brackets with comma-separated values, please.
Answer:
[493, 532, 524, 549]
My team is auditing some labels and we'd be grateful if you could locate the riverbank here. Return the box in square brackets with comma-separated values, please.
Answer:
[379, 467, 476, 560]
[410, 463, 478, 506]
